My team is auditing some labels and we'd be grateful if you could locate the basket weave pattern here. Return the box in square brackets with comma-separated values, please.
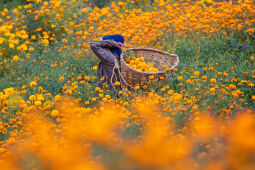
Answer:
[120, 48, 179, 88]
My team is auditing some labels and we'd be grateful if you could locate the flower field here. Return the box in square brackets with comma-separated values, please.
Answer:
[0, 0, 255, 169]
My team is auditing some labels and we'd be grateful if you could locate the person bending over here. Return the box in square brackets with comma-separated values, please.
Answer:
[90, 34, 128, 90]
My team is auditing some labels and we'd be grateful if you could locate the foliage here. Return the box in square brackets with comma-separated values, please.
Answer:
[0, 0, 255, 169]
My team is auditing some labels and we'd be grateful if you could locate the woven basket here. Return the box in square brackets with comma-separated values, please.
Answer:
[120, 48, 179, 88]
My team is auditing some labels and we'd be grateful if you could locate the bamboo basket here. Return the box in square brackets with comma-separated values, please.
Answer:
[120, 48, 179, 89]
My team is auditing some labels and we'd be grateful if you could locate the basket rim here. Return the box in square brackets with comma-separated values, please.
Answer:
[120, 47, 179, 75]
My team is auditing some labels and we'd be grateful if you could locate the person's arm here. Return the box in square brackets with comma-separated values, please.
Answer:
[90, 40, 117, 66]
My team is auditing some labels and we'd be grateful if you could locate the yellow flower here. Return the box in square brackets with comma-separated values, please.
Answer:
[149, 75, 154, 80]
[51, 110, 59, 118]
[95, 87, 101, 91]
[118, 2, 124, 6]
[12, 56, 19, 61]
[37, 94, 44, 101]
[59, 76, 64, 82]
[135, 85, 140, 90]
[0, 37, 4, 44]
[65, 89, 72, 95]
[93, 65, 98, 70]
[202, 75, 207, 80]
[177, 76, 183, 81]
[55, 95, 61, 102]
[30, 81, 37, 88]
[173, 68, 178, 72]
[81, 8, 88, 13]
[42, 39, 49, 46]
[114, 81, 121, 86]
[62, 39, 68, 44]
[34, 100, 42, 106]
[194, 71, 200, 77]
[29, 95, 36, 101]
[31, 35, 36, 40]
[127, 57, 158, 72]
[229, 84, 236, 89]
[165, 67, 170, 72]
[210, 78, 217, 84]
[9, 43, 15, 48]
[209, 88, 215, 93]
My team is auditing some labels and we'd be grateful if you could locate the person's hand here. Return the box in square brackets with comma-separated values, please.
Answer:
[115, 42, 129, 49]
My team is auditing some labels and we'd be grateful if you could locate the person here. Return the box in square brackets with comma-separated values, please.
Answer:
[90, 34, 128, 90]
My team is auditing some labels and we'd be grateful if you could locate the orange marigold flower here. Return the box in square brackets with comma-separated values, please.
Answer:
[177, 76, 183, 81]
[202, 75, 207, 80]
[59, 76, 64, 82]
[114, 81, 120, 86]
[51, 110, 59, 118]
[30, 81, 37, 88]
[210, 78, 217, 84]
[194, 71, 200, 77]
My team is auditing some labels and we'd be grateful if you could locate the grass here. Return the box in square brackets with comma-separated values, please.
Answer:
[0, 0, 25, 11]
[1, 28, 254, 107]
[0, 0, 254, 168]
